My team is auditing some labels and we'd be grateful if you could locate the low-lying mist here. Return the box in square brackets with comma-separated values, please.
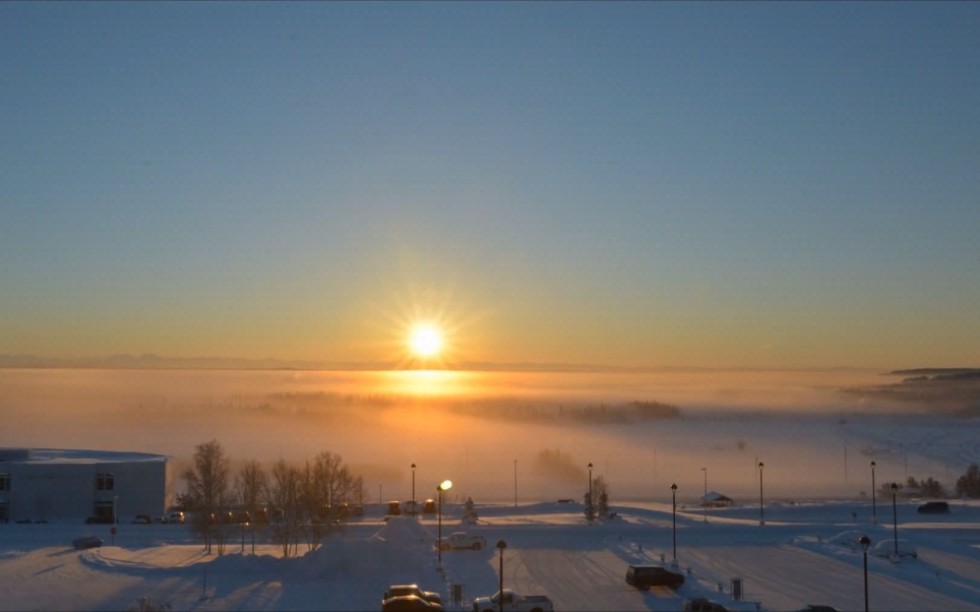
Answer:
[2, 368, 974, 505]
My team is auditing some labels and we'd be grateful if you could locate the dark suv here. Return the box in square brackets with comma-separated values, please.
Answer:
[917, 501, 950, 514]
[625, 564, 685, 589]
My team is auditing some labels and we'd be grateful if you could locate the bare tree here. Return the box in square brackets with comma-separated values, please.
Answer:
[299, 451, 358, 552]
[182, 439, 230, 555]
[267, 459, 302, 558]
[235, 460, 267, 554]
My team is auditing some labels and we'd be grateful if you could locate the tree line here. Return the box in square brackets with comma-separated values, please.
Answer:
[180, 439, 364, 558]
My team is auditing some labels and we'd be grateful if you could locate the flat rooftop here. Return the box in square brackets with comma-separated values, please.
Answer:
[0, 448, 167, 464]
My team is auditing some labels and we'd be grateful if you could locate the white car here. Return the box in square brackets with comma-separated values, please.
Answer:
[438, 531, 486, 551]
[872, 538, 917, 559]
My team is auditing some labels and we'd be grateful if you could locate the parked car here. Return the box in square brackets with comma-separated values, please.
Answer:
[383, 584, 442, 606]
[438, 531, 487, 551]
[682, 598, 729, 612]
[131, 514, 152, 524]
[625, 564, 685, 589]
[382, 594, 444, 611]
[72, 536, 104, 549]
[167, 511, 185, 524]
[471, 589, 553, 612]
[826, 529, 865, 551]
[871, 538, 918, 559]
[917, 501, 950, 514]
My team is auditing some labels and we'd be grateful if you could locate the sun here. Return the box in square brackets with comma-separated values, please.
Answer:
[409, 324, 443, 359]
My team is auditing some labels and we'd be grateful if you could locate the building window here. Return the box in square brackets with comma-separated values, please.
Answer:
[0, 474, 9, 492]
[92, 500, 115, 522]
[95, 473, 114, 491]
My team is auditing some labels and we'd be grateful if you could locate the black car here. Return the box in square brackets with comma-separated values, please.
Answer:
[625, 564, 685, 589]
[917, 501, 950, 514]
[72, 536, 104, 549]
[682, 598, 728, 612]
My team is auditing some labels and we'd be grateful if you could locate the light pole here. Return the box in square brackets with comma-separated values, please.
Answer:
[891, 482, 899, 557]
[411, 463, 416, 516]
[670, 483, 678, 563]
[870, 461, 877, 524]
[860, 535, 871, 612]
[437, 479, 453, 564]
[587, 462, 594, 522]
[701, 467, 708, 523]
[496, 540, 507, 612]
[513, 460, 518, 509]
[758, 462, 765, 526]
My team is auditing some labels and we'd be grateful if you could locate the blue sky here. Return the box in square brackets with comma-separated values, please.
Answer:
[1, 2, 978, 369]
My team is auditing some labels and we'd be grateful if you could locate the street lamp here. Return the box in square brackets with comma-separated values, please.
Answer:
[411, 463, 416, 516]
[437, 479, 453, 564]
[870, 461, 877, 524]
[860, 535, 871, 612]
[496, 540, 507, 612]
[891, 482, 899, 557]
[587, 462, 594, 522]
[513, 460, 518, 509]
[670, 483, 678, 563]
[701, 467, 708, 523]
[758, 462, 765, 526]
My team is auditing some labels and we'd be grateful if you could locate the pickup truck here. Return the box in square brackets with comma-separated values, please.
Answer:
[472, 589, 553, 612]
[438, 531, 487, 551]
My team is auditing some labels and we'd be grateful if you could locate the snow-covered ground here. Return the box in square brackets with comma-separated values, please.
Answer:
[2, 498, 978, 611]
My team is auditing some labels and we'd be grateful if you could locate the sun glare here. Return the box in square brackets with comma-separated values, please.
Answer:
[409, 324, 442, 359]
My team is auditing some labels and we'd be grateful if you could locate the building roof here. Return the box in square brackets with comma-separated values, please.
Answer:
[0, 448, 167, 465]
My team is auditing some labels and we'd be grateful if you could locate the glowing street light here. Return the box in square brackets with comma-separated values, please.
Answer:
[437, 479, 453, 564]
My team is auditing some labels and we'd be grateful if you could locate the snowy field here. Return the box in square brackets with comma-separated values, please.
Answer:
[3, 368, 980, 610]
[2, 498, 979, 612]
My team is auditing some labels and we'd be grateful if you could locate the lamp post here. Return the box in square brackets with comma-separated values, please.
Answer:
[870, 461, 877, 524]
[587, 462, 594, 522]
[411, 463, 416, 516]
[701, 467, 708, 523]
[513, 460, 518, 508]
[860, 535, 871, 612]
[758, 462, 765, 526]
[496, 540, 507, 612]
[670, 483, 678, 563]
[891, 482, 899, 557]
[437, 479, 453, 564]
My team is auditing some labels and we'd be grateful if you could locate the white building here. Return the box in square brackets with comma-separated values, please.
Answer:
[0, 448, 170, 523]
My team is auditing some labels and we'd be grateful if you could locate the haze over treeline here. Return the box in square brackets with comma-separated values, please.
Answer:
[3, 367, 976, 504]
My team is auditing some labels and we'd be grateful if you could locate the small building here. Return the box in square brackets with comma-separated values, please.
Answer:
[700, 491, 735, 508]
[0, 448, 169, 523]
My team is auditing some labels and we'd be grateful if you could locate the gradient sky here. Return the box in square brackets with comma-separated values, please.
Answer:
[2, 2, 978, 370]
